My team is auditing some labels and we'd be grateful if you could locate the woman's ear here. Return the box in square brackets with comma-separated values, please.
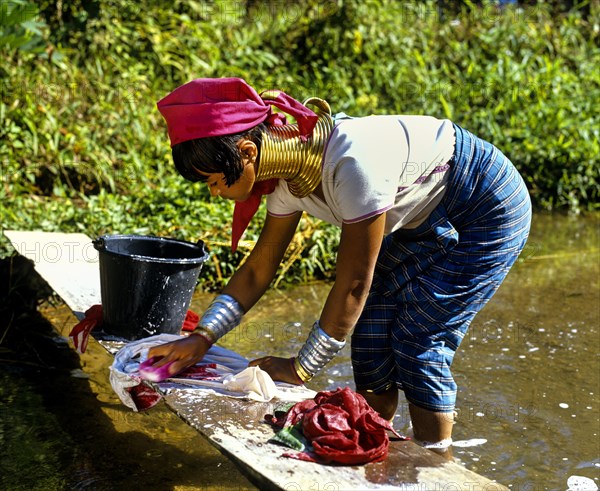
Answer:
[237, 138, 257, 164]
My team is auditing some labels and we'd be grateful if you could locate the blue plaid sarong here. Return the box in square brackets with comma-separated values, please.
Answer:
[351, 123, 532, 413]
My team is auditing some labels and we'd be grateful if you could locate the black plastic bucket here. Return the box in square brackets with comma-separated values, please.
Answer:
[93, 234, 209, 340]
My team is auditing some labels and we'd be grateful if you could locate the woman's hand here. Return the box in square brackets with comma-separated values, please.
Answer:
[249, 356, 303, 385]
[147, 334, 211, 377]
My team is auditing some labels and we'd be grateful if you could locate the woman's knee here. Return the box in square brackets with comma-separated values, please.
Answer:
[357, 385, 398, 420]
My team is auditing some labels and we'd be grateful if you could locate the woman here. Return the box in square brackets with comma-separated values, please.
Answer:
[148, 77, 532, 449]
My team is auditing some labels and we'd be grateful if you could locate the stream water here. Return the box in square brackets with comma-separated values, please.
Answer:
[1, 212, 598, 491]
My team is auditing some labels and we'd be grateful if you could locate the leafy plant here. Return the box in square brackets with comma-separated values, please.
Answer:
[1, 0, 598, 288]
[0, 0, 47, 54]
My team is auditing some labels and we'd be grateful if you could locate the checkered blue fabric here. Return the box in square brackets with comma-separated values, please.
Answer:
[351, 124, 532, 413]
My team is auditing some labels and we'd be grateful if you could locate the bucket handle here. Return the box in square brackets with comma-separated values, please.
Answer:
[92, 237, 105, 251]
[195, 239, 208, 257]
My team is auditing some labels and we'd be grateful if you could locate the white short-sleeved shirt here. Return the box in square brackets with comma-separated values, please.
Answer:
[267, 115, 455, 235]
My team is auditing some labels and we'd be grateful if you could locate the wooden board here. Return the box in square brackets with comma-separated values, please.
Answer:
[5, 230, 508, 490]
[4, 231, 101, 317]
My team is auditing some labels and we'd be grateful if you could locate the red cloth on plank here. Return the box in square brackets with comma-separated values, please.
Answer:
[127, 383, 163, 411]
[68, 305, 199, 353]
[177, 363, 220, 380]
[267, 387, 407, 465]
[68, 304, 103, 354]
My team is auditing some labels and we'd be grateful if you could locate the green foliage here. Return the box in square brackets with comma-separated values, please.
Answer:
[0, 0, 48, 54]
[1, 0, 598, 289]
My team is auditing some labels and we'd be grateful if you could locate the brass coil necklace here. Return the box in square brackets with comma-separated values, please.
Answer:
[256, 97, 334, 198]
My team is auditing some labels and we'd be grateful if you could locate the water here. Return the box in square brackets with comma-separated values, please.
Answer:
[216, 213, 600, 490]
[2, 212, 598, 490]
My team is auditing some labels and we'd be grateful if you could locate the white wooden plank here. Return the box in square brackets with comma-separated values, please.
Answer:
[4, 230, 100, 317]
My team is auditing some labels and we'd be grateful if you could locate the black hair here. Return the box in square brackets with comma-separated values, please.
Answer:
[172, 123, 266, 186]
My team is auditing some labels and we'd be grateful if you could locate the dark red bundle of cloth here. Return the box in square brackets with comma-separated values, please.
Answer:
[267, 386, 407, 465]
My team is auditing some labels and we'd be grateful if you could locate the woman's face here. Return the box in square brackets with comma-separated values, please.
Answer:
[201, 138, 257, 202]
[203, 167, 254, 201]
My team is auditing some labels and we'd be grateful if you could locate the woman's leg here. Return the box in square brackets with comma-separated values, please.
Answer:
[357, 387, 454, 458]
[408, 402, 453, 443]
[356, 383, 454, 444]
[357, 386, 398, 421]
[408, 403, 455, 458]
[390, 125, 532, 445]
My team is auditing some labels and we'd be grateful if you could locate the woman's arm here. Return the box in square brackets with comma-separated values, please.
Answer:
[319, 212, 386, 341]
[251, 212, 386, 383]
[147, 211, 301, 375]
[223, 211, 302, 311]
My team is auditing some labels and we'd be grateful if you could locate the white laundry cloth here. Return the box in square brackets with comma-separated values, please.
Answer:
[222, 366, 278, 402]
[109, 334, 172, 411]
[110, 334, 315, 410]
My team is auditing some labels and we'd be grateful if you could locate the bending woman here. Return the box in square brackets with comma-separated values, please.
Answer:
[148, 77, 532, 450]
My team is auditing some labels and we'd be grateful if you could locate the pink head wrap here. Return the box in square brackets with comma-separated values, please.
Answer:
[156, 78, 319, 251]
[157, 77, 318, 146]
